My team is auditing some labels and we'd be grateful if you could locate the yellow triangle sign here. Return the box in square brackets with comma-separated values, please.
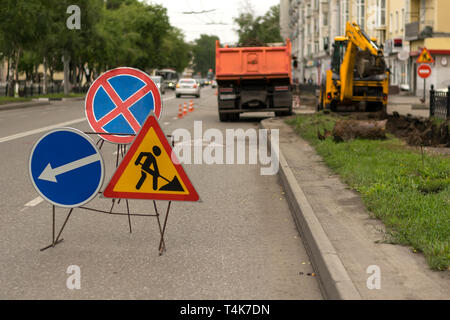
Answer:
[416, 47, 434, 64]
[103, 115, 199, 201]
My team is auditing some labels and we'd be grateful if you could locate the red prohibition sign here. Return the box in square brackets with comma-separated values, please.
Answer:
[417, 64, 432, 79]
[85, 67, 162, 144]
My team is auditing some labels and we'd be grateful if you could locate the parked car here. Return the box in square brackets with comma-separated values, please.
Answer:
[175, 78, 201, 98]
[150, 76, 166, 94]
[211, 80, 217, 88]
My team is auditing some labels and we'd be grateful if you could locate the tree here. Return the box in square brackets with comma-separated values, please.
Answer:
[0, 0, 191, 95]
[234, 5, 283, 47]
[192, 34, 219, 77]
[161, 28, 192, 73]
[0, 0, 45, 95]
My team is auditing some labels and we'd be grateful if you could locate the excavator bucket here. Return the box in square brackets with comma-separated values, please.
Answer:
[355, 50, 386, 78]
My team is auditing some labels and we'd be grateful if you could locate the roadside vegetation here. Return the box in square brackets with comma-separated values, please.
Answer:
[286, 113, 450, 270]
[0, 97, 31, 105]
[0, 93, 85, 105]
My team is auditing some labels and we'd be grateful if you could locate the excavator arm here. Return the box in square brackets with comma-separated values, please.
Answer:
[339, 22, 386, 102]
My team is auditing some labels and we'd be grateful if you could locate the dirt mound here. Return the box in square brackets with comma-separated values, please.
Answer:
[386, 112, 450, 147]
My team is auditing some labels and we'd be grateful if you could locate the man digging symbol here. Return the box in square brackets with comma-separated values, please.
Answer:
[134, 146, 185, 192]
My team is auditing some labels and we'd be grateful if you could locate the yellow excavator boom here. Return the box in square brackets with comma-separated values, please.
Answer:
[340, 22, 386, 102]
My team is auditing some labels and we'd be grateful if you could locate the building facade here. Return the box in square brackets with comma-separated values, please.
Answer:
[280, 0, 450, 95]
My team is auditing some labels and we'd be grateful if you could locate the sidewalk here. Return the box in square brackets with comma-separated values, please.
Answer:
[261, 117, 450, 300]
[388, 94, 430, 118]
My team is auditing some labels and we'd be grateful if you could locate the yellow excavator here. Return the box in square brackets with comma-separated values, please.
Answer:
[318, 22, 389, 112]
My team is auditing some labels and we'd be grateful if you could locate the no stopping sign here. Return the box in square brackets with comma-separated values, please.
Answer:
[85, 67, 162, 144]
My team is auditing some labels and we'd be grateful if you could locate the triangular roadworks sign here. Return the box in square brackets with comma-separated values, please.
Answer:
[103, 115, 199, 201]
[416, 47, 434, 64]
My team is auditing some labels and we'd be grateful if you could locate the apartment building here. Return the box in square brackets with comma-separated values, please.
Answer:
[405, 0, 450, 94]
[281, 0, 450, 95]
[282, 0, 370, 85]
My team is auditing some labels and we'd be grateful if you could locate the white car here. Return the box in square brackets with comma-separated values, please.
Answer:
[150, 76, 166, 94]
[175, 78, 200, 98]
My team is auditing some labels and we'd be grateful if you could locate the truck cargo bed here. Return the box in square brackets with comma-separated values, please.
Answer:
[215, 41, 292, 81]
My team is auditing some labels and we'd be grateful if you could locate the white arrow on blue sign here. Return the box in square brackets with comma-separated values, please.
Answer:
[29, 128, 105, 208]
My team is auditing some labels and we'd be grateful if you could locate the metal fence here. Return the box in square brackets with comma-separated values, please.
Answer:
[430, 85, 450, 120]
[0, 82, 74, 97]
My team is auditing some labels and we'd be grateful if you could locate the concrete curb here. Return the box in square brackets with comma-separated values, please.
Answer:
[0, 100, 50, 112]
[260, 119, 362, 300]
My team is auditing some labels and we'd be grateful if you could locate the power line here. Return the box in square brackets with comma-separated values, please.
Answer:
[182, 9, 216, 14]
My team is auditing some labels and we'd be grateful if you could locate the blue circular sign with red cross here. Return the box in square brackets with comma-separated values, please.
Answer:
[85, 67, 162, 144]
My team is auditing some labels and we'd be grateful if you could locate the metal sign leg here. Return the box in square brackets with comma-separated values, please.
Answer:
[126, 199, 132, 233]
[153, 201, 166, 252]
[158, 201, 171, 255]
[40, 207, 73, 251]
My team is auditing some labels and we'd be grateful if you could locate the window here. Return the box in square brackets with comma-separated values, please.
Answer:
[401, 8, 405, 32]
[376, 0, 386, 27]
[420, 0, 425, 24]
[340, 0, 349, 34]
[323, 11, 328, 27]
[356, 0, 365, 28]
[396, 11, 399, 32]
[390, 13, 393, 33]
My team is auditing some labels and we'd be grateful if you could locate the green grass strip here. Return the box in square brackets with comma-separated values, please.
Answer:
[286, 113, 450, 270]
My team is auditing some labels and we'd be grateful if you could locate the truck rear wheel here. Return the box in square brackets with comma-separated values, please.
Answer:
[275, 110, 292, 117]
[219, 112, 229, 122]
[228, 113, 240, 122]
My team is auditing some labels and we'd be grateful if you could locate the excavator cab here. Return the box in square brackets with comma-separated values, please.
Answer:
[318, 22, 389, 112]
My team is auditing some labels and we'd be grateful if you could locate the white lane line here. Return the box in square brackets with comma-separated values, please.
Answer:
[163, 122, 170, 126]
[163, 95, 176, 102]
[0, 95, 176, 144]
[24, 196, 44, 207]
[0, 117, 86, 144]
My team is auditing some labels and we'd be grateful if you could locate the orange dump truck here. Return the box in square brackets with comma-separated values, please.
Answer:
[215, 40, 293, 121]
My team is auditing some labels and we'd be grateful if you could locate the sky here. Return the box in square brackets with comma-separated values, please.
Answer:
[149, 0, 280, 44]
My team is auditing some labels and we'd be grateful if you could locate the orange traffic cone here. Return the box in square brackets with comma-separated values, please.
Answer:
[178, 104, 183, 118]
[188, 100, 194, 112]
[183, 102, 187, 115]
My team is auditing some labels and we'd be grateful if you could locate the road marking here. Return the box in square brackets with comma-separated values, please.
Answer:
[0, 95, 176, 144]
[24, 196, 44, 207]
[0, 118, 86, 144]
[163, 122, 170, 126]
[38, 153, 101, 183]
[164, 95, 176, 102]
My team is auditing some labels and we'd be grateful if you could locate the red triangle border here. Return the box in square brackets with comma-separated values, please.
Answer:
[103, 115, 199, 201]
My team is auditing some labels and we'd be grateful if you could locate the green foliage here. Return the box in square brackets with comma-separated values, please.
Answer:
[0, 0, 191, 89]
[234, 5, 283, 46]
[192, 34, 219, 77]
[286, 114, 450, 270]
[162, 28, 192, 73]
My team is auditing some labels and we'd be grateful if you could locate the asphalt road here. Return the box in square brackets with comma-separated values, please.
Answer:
[0, 87, 322, 299]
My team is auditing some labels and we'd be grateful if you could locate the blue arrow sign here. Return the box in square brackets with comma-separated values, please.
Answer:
[29, 128, 105, 208]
